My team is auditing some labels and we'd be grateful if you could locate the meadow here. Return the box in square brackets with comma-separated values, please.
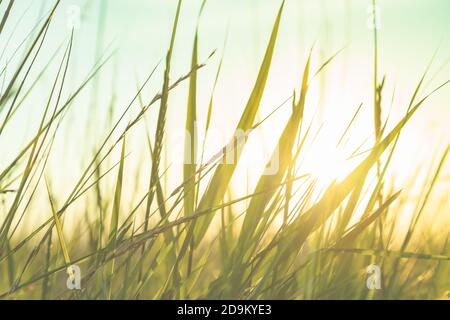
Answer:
[0, 0, 449, 299]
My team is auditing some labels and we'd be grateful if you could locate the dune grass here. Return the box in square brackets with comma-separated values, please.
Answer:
[0, 0, 449, 300]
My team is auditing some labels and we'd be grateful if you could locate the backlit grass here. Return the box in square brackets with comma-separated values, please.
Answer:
[0, 0, 449, 300]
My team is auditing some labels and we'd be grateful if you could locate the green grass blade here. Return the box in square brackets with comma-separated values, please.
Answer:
[192, 0, 285, 244]
[184, 31, 198, 217]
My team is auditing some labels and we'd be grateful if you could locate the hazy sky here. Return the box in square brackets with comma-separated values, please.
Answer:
[1, 0, 449, 198]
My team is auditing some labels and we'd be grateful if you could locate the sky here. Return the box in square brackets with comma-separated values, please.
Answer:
[0, 0, 449, 223]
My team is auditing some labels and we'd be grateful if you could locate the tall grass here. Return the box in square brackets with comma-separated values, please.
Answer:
[0, 0, 449, 300]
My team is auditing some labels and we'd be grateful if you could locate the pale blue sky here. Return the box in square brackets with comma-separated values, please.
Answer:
[1, 0, 449, 197]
